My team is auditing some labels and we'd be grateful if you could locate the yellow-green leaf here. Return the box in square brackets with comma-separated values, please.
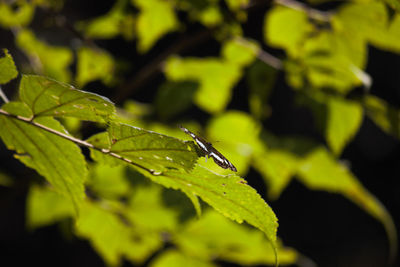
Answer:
[326, 96, 363, 156]
[264, 6, 314, 58]
[297, 147, 397, 261]
[133, 0, 179, 52]
[0, 1, 34, 28]
[176, 210, 298, 265]
[20, 75, 115, 122]
[0, 49, 18, 84]
[0, 103, 87, 210]
[164, 56, 242, 113]
[150, 249, 217, 267]
[16, 29, 73, 82]
[76, 46, 115, 87]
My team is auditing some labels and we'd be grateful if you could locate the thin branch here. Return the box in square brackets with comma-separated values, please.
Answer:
[0, 109, 160, 175]
[0, 86, 10, 103]
[274, 0, 332, 21]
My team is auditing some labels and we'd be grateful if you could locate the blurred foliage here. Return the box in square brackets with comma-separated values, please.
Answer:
[1, 0, 400, 266]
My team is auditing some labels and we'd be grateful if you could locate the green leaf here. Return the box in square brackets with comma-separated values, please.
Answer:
[253, 150, 299, 200]
[87, 122, 200, 173]
[175, 210, 298, 265]
[164, 56, 242, 113]
[0, 1, 35, 28]
[264, 6, 314, 58]
[0, 171, 13, 187]
[297, 147, 397, 261]
[26, 185, 74, 229]
[135, 165, 279, 260]
[205, 111, 263, 174]
[0, 49, 18, 84]
[76, 46, 116, 87]
[16, 29, 73, 82]
[132, 0, 179, 52]
[382, 0, 400, 12]
[88, 164, 131, 200]
[77, 0, 134, 40]
[150, 249, 217, 267]
[75, 203, 160, 266]
[362, 95, 400, 138]
[222, 38, 259, 67]
[0, 103, 87, 210]
[325, 96, 363, 156]
[20, 75, 115, 122]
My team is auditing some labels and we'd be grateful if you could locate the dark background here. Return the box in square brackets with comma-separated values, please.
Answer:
[0, 1, 399, 266]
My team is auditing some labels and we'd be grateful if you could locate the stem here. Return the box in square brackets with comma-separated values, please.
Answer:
[0, 109, 159, 175]
[0, 86, 10, 103]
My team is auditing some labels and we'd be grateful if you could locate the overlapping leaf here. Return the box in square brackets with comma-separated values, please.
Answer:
[0, 103, 87, 209]
[88, 122, 200, 172]
[0, 49, 18, 84]
[20, 75, 115, 122]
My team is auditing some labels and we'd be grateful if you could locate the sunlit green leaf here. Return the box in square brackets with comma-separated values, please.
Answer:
[222, 38, 259, 67]
[176, 210, 298, 265]
[206, 111, 263, 174]
[20, 75, 115, 122]
[0, 49, 18, 84]
[76, 46, 115, 87]
[16, 29, 73, 82]
[87, 122, 199, 172]
[197, 5, 223, 27]
[0, 102, 87, 210]
[133, 165, 279, 259]
[297, 147, 397, 261]
[0, 1, 35, 28]
[225, 0, 250, 10]
[77, 0, 134, 40]
[150, 249, 217, 267]
[264, 6, 314, 58]
[362, 95, 400, 138]
[382, 0, 400, 12]
[126, 183, 179, 232]
[165, 56, 242, 113]
[27, 185, 74, 229]
[253, 150, 298, 200]
[132, 0, 179, 52]
[325, 96, 363, 156]
[88, 164, 130, 199]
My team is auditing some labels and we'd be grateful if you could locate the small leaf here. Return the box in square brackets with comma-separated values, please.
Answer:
[222, 38, 259, 67]
[133, 0, 179, 52]
[164, 56, 242, 113]
[264, 6, 314, 57]
[150, 249, 217, 267]
[16, 29, 73, 82]
[76, 46, 116, 87]
[0, 171, 13, 187]
[0, 1, 35, 28]
[26, 185, 74, 229]
[20, 75, 115, 122]
[0, 102, 87, 210]
[87, 122, 199, 172]
[0, 49, 18, 84]
[297, 147, 397, 261]
[253, 150, 298, 200]
[176, 210, 298, 265]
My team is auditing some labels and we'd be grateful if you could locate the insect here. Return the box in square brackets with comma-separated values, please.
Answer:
[179, 125, 237, 172]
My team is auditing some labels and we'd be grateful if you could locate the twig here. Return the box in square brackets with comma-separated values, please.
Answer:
[0, 109, 160, 175]
[0, 86, 10, 103]
[274, 0, 332, 21]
